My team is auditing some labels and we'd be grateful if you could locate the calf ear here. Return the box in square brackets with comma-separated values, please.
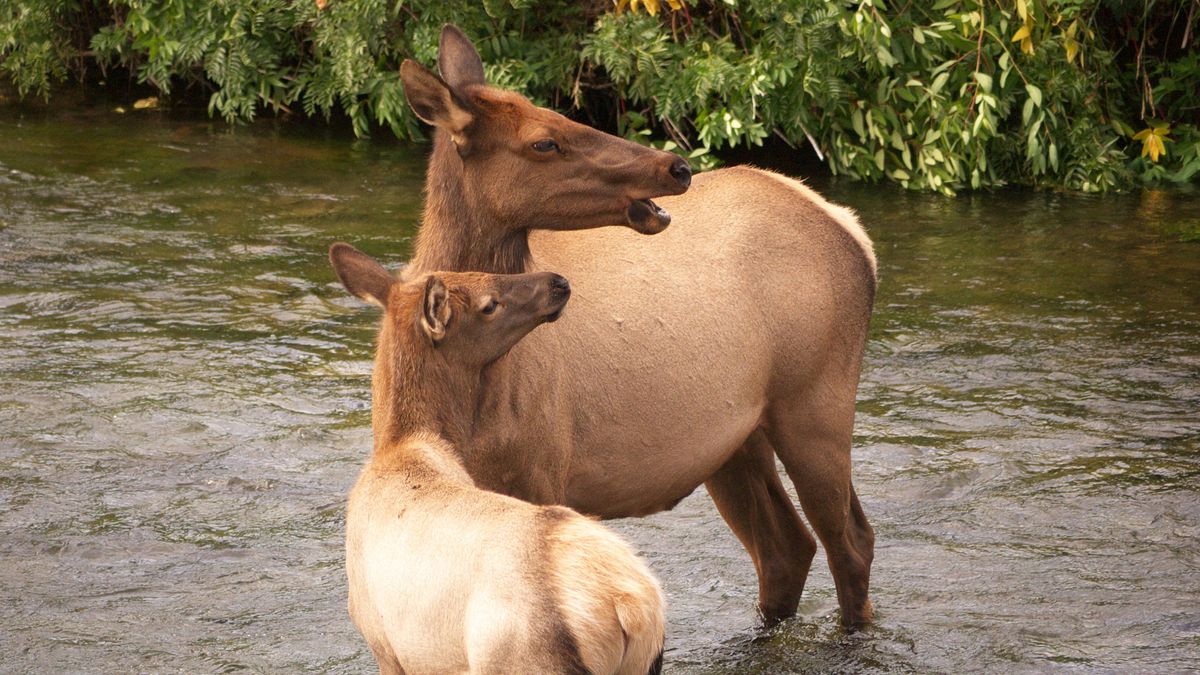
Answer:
[438, 24, 485, 92]
[421, 275, 452, 344]
[400, 60, 473, 146]
[329, 243, 395, 308]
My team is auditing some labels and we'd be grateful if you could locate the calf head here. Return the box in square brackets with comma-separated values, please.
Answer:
[329, 242, 570, 369]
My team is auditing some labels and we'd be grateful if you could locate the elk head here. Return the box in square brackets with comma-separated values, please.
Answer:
[400, 25, 692, 237]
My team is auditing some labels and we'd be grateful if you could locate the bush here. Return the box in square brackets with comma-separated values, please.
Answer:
[2, 0, 1197, 194]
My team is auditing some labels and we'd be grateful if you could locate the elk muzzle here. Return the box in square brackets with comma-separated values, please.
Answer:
[545, 274, 570, 322]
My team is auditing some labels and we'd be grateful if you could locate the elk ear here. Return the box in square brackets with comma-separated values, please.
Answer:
[329, 243, 395, 308]
[420, 275, 452, 344]
[400, 60, 473, 145]
[438, 24, 485, 92]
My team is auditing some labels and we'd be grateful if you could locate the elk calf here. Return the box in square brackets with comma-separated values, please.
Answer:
[330, 243, 665, 675]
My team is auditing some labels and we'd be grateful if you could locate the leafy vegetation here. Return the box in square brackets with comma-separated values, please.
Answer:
[2, 0, 1197, 194]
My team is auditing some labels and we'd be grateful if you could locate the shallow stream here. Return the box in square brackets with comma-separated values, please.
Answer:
[1, 107, 1197, 673]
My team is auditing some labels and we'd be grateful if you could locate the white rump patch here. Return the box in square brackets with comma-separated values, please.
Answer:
[756, 169, 877, 277]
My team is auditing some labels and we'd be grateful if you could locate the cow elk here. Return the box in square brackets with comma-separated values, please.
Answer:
[393, 26, 879, 629]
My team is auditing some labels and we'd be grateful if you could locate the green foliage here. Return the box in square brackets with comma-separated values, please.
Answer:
[585, 0, 1196, 194]
[0, 0, 74, 98]
[1, 0, 1197, 194]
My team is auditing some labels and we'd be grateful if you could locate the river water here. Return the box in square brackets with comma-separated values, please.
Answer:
[1, 107, 1197, 673]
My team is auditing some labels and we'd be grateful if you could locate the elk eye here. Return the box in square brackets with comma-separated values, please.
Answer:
[481, 299, 498, 315]
[532, 139, 559, 153]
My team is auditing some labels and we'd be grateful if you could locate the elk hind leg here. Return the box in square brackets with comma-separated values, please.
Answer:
[705, 428, 817, 625]
[766, 398, 875, 630]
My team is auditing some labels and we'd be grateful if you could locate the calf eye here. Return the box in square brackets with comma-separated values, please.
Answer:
[481, 299, 498, 315]
[532, 139, 559, 153]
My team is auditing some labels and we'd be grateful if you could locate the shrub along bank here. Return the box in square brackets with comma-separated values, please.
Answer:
[3, 0, 1197, 193]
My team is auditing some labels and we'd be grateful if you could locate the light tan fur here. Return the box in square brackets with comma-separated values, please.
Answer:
[397, 26, 877, 629]
[755, 169, 876, 276]
[331, 244, 665, 675]
[547, 518, 666, 675]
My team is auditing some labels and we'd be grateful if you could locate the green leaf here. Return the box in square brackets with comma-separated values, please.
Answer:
[1025, 83, 1042, 106]
[930, 72, 949, 95]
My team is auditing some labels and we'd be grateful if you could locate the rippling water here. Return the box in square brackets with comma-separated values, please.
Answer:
[2, 107, 1198, 673]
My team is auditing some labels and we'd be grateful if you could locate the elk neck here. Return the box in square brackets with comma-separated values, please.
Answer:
[411, 130, 532, 275]
[369, 324, 485, 457]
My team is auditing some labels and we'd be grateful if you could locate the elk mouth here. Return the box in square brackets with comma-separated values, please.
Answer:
[626, 198, 672, 234]
[544, 299, 568, 322]
[544, 286, 570, 323]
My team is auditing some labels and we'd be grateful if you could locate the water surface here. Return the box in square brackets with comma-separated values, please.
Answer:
[1, 106, 1198, 673]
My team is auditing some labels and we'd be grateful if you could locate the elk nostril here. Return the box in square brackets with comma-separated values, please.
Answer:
[669, 157, 692, 188]
[549, 275, 571, 299]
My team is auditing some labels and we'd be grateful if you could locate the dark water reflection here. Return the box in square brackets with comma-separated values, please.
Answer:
[1, 108, 1197, 673]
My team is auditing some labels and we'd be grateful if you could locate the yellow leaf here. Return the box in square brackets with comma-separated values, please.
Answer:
[619, 0, 681, 15]
[1137, 128, 1169, 163]
[1011, 8, 1036, 55]
[1065, 38, 1078, 63]
[1149, 135, 1165, 163]
[315, 0, 327, 9]
[133, 96, 158, 110]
